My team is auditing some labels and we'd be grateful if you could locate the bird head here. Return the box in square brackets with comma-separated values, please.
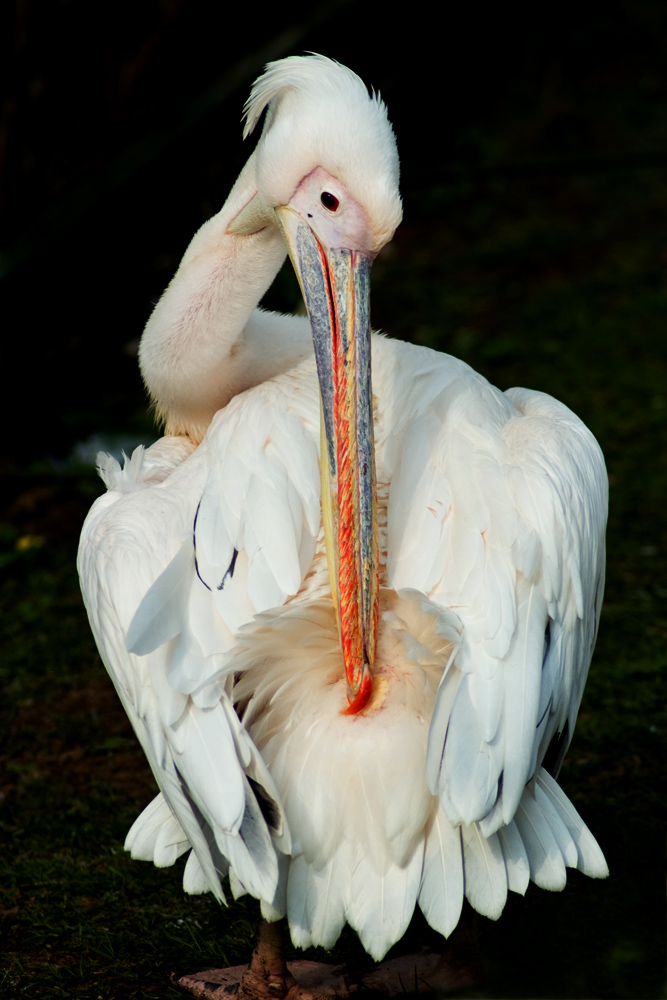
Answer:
[234, 54, 402, 251]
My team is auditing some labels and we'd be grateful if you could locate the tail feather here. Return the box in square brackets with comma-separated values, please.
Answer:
[346, 847, 423, 962]
[125, 792, 189, 866]
[418, 807, 464, 938]
[514, 789, 567, 891]
[452, 769, 607, 921]
[124, 768, 606, 957]
[287, 840, 351, 951]
[286, 839, 423, 962]
[285, 849, 351, 952]
[307, 842, 350, 948]
[534, 779, 579, 868]
[183, 829, 230, 895]
[461, 823, 508, 919]
[498, 819, 530, 895]
[536, 769, 608, 878]
[183, 849, 210, 895]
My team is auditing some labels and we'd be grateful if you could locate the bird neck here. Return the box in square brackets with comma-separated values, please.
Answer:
[138, 152, 310, 443]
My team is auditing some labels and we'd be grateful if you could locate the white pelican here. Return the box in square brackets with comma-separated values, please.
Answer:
[78, 54, 608, 996]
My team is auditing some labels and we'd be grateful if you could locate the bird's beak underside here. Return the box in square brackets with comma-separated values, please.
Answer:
[277, 206, 379, 714]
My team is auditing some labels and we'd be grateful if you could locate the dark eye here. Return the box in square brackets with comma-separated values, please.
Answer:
[320, 191, 339, 212]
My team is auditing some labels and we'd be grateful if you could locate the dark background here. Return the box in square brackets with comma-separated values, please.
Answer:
[2, 0, 663, 470]
[1, 1, 665, 998]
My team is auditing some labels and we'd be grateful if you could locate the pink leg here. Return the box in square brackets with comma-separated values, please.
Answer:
[238, 919, 298, 1000]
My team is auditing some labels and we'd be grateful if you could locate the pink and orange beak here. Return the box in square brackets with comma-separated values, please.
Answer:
[277, 206, 379, 714]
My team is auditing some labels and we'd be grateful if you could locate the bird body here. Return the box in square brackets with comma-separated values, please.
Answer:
[78, 55, 608, 965]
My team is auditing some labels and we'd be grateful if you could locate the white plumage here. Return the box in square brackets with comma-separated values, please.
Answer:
[78, 55, 608, 964]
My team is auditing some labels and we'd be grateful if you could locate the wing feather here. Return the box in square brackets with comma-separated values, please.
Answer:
[79, 369, 322, 907]
[384, 346, 607, 838]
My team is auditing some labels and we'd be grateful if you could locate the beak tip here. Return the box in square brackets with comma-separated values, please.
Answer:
[341, 666, 373, 716]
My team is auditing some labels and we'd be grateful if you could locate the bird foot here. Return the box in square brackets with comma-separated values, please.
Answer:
[174, 947, 482, 999]
[173, 917, 349, 1000]
[172, 959, 348, 1000]
[174, 909, 484, 999]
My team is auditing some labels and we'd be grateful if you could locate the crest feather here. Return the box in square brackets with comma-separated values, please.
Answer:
[241, 54, 402, 250]
[243, 54, 379, 140]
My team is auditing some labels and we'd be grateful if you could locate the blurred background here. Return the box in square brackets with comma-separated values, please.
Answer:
[1, 1, 665, 997]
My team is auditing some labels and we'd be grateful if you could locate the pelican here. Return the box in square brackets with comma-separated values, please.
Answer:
[78, 55, 608, 996]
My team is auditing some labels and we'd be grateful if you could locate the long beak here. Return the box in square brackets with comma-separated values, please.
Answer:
[277, 206, 379, 714]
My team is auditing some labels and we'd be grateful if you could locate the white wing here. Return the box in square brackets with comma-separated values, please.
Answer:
[382, 343, 607, 836]
[78, 363, 322, 903]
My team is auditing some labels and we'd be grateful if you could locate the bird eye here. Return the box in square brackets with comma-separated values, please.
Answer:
[320, 191, 339, 212]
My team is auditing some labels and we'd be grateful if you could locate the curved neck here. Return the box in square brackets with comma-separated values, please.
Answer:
[139, 153, 310, 442]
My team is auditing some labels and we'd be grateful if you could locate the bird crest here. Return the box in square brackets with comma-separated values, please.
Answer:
[242, 54, 403, 247]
